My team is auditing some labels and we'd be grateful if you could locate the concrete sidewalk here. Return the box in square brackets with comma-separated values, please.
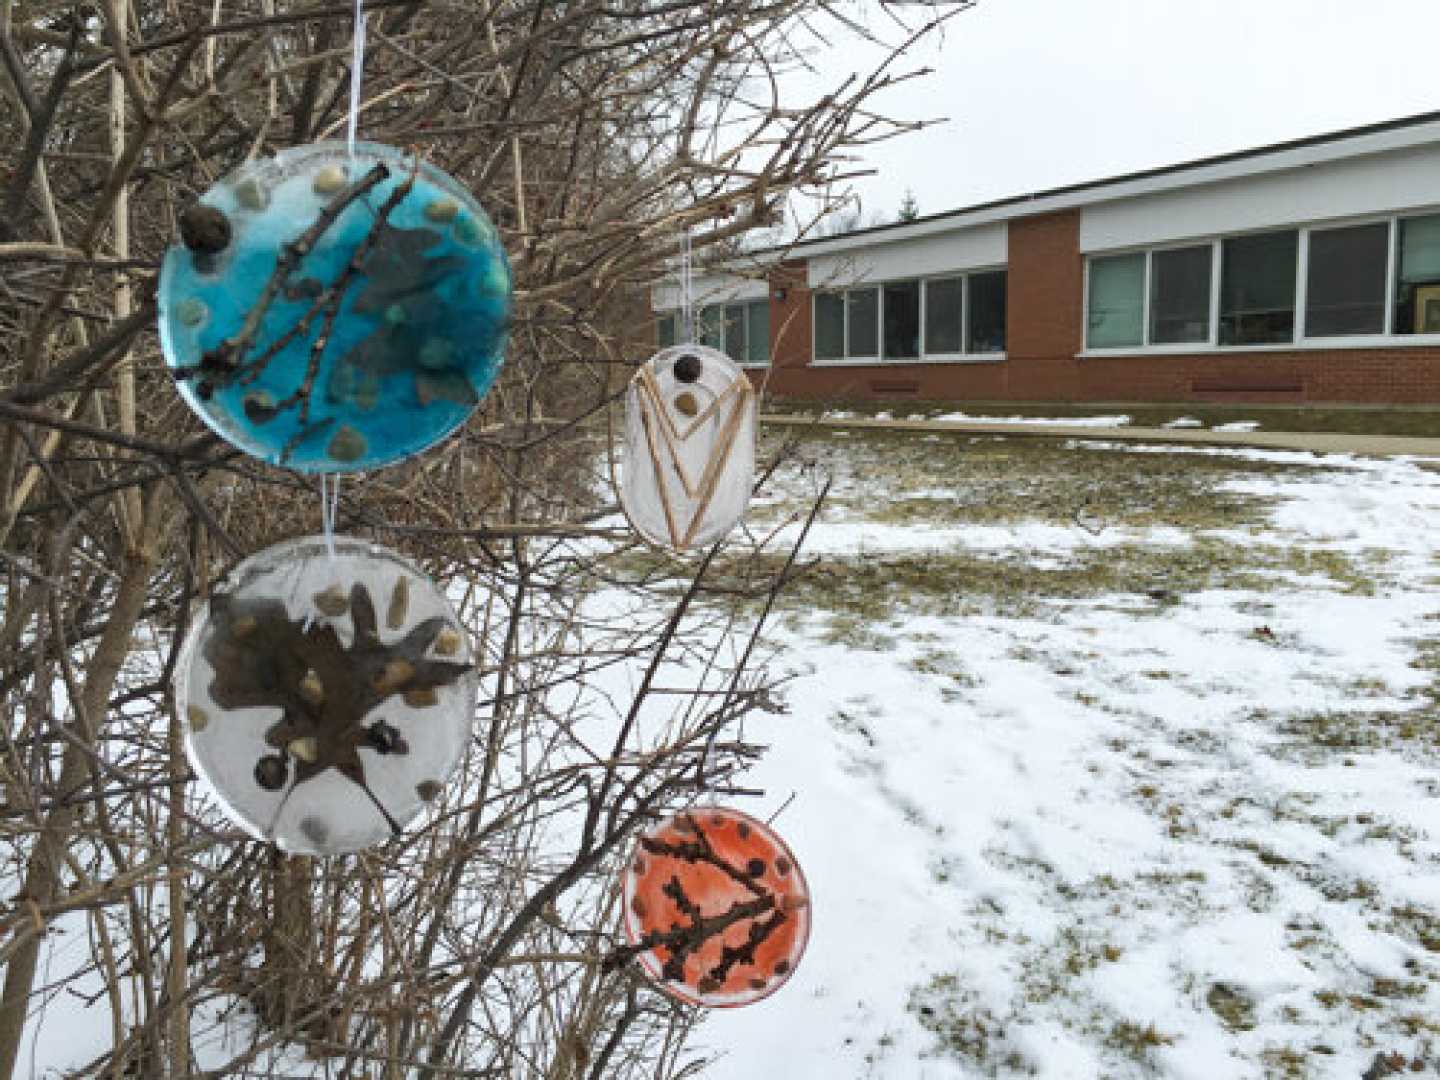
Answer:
[762, 413, 1440, 459]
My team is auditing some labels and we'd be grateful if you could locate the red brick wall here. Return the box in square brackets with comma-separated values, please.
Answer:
[758, 210, 1440, 406]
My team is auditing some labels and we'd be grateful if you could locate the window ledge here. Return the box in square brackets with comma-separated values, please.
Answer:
[809, 354, 1006, 367]
[1079, 334, 1440, 358]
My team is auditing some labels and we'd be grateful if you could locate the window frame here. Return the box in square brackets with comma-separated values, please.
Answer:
[809, 267, 1007, 365]
[1082, 208, 1440, 356]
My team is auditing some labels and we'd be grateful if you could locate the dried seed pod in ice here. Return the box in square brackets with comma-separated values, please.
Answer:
[619, 345, 755, 552]
[175, 536, 477, 855]
[158, 141, 511, 472]
[620, 808, 810, 1007]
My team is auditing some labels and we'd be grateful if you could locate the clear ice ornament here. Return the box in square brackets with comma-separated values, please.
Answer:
[158, 141, 511, 472]
[619, 345, 755, 551]
[176, 536, 477, 855]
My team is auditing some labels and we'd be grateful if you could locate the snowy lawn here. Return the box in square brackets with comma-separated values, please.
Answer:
[698, 429, 1440, 1079]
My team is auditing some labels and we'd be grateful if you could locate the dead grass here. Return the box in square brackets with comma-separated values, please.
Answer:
[763, 398, 1440, 438]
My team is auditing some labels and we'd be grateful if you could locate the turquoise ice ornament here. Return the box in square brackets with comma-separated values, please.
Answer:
[158, 142, 511, 472]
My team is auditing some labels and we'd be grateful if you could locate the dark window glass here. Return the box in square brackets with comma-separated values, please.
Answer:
[1219, 230, 1297, 345]
[815, 293, 845, 359]
[847, 288, 879, 358]
[1394, 214, 1440, 335]
[745, 300, 770, 365]
[883, 281, 921, 359]
[699, 305, 723, 350]
[723, 303, 747, 364]
[967, 271, 1007, 353]
[657, 313, 676, 349]
[1305, 223, 1388, 337]
[1150, 246, 1212, 344]
[924, 277, 963, 354]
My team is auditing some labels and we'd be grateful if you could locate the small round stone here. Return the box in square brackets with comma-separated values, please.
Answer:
[354, 374, 381, 412]
[327, 424, 367, 463]
[454, 216, 486, 246]
[312, 164, 347, 194]
[419, 338, 456, 370]
[233, 177, 268, 211]
[673, 391, 699, 417]
[433, 628, 462, 656]
[313, 584, 349, 616]
[478, 262, 509, 297]
[179, 204, 232, 255]
[242, 391, 276, 424]
[425, 197, 459, 223]
[254, 754, 288, 791]
[366, 719, 404, 754]
[176, 297, 208, 327]
[673, 353, 703, 383]
[286, 736, 319, 764]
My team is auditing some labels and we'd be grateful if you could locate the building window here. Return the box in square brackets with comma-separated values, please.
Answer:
[1395, 213, 1440, 335]
[1305, 222, 1388, 337]
[967, 270, 1007, 354]
[924, 276, 963, 354]
[1149, 245, 1212, 344]
[815, 292, 845, 359]
[656, 301, 770, 364]
[847, 288, 879, 357]
[883, 280, 921, 359]
[812, 270, 1006, 361]
[1219, 229, 1298, 345]
[698, 305, 723, 350]
[1087, 254, 1145, 348]
[745, 301, 770, 365]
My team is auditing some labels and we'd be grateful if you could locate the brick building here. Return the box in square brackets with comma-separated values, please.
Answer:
[653, 111, 1440, 406]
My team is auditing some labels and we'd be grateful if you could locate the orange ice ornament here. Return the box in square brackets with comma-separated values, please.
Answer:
[619, 808, 810, 1007]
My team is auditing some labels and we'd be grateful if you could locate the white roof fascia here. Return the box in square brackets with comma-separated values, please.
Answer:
[795, 118, 1440, 258]
[651, 271, 770, 313]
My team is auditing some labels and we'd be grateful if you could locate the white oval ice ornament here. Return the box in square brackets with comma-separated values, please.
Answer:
[620, 345, 755, 551]
[176, 536, 476, 855]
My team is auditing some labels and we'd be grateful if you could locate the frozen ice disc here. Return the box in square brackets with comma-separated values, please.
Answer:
[158, 141, 511, 472]
[176, 535, 477, 855]
[621, 808, 811, 1007]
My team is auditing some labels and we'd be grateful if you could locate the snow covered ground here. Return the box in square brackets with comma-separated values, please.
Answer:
[698, 432, 1440, 1078]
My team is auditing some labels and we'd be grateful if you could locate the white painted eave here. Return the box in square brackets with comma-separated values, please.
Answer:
[794, 118, 1440, 257]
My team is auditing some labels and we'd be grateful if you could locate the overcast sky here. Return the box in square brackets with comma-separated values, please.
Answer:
[786, 0, 1440, 227]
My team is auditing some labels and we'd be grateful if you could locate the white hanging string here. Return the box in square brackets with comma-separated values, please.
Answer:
[320, 473, 342, 566]
[346, 0, 368, 159]
[679, 226, 694, 343]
